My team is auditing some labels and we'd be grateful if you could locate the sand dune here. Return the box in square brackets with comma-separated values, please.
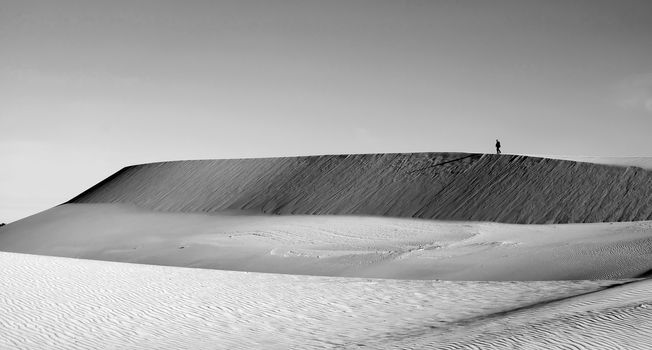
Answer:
[4, 153, 652, 348]
[403, 278, 652, 349]
[388, 278, 652, 349]
[67, 153, 652, 224]
[1, 251, 649, 349]
[3, 203, 652, 280]
[550, 156, 652, 170]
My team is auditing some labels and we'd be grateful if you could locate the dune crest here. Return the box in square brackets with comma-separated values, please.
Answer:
[68, 153, 652, 224]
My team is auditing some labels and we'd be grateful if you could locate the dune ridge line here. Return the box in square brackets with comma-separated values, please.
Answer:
[67, 152, 652, 224]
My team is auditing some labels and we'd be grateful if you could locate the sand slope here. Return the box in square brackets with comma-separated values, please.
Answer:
[1, 251, 649, 350]
[403, 278, 652, 349]
[5, 153, 652, 347]
[551, 156, 652, 171]
[3, 203, 652, 280]
[67, 153, 652, 224]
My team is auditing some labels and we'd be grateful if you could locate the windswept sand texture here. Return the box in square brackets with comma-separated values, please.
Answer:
[3, 203, 652, 280]
[1, 252, 650, 350]
[551, 156, 652, 171]
[68, 153, 652, 224]
[4, 153, 652, 348]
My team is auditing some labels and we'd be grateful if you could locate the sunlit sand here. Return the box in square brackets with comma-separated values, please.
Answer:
[2, 154, 652, 348]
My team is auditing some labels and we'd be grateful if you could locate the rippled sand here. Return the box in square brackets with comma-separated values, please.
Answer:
[67, 153, 652, 224]
[3, 204, 652, 280]
[4, 153, 652, 348]
[4, 252, 649, 349]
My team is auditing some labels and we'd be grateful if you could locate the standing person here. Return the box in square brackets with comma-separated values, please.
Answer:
[495, 139, 501, 154]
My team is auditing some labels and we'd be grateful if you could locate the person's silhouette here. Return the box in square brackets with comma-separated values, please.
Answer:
[495, 139, 501, 154]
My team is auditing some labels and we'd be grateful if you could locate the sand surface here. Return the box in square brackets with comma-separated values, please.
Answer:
[4, 154, 652, 348]
[3, 203, 652, 280]
[551, 156, 652, 170]
[1, 251, 650, 349]
[67, 153, 652, 223]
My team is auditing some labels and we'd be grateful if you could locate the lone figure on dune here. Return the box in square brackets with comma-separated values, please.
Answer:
[495, 139, 501, 154]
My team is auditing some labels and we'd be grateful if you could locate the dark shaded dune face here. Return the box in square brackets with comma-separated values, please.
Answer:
[69, 153, 652, 224]
[5, 153, 652, 280]
[555, 156, 652, 171]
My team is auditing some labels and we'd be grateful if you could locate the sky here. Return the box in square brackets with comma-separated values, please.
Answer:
[2, 0, 652, 222]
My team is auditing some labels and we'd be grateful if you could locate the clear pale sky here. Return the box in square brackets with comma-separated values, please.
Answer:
[2, 0, 652, 222]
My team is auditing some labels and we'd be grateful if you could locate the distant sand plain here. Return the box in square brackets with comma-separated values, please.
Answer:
[2, 153, 652, 349]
